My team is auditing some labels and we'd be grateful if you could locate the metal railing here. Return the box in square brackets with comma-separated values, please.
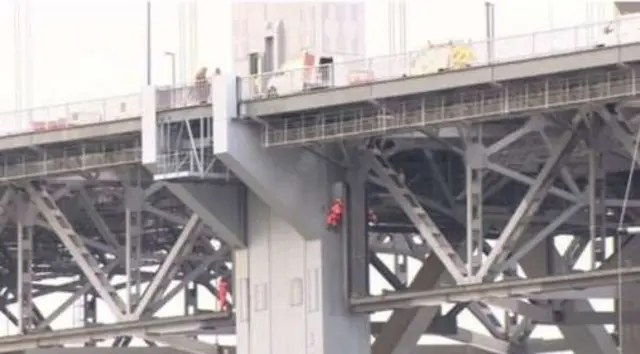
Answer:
[0, 80, 213, 139]
[0, 145, 141, 182]
[156, 82, 212, 111]
[240, 15, 640, 100]
[0, 93, 143, 138]
[155, 150, 231, 180]
[263, 68, 638, 147]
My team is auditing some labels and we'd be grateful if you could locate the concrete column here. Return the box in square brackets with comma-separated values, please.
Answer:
[210, 1, 368, 348]
[234, 191, 370, 354]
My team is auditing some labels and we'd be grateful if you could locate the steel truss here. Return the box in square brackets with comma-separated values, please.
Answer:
[332, 100, 640, 354]
[6, 88, 640, 354]
[0, 165, 237, 354]
[0, 158, 439, 353]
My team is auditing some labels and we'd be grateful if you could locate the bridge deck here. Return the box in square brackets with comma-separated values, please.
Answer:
[6, 43, 637, 153]
[0, 106, 211, 152]
[0, 18, 640, 151]
[242, 43, 640, 118]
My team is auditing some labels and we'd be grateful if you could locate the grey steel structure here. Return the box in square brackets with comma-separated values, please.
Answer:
[4, 17, 640, 354]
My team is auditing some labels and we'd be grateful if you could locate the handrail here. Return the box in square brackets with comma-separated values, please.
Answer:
[239, 14, 640, 100]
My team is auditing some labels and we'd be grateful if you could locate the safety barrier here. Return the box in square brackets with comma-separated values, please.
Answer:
[0, 93, 143, 138]
[156, 82, 212, 111]
[240, 15, 640, 100]
[0, 80, 214, 139]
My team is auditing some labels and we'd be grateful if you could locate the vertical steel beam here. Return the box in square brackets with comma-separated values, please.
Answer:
[345, 153, 370, 297]
[83, 286, 97, 346]
[588, 119, 607, 269]
[184, 281, 198, 340]
[125, 185, 144, 313]
[15, 194, 34, 334]
[465, 124, 484, 277]
[393, 254, 408, 286]
[184, 281, 198, 315]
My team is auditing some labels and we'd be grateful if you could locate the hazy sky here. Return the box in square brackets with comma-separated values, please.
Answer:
[0, 1, 624, 351]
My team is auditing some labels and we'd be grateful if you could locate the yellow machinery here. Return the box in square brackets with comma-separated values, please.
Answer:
[409, 41, 476, 76]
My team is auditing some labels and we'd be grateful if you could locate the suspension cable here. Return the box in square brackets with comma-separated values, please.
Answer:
[615, 121, 640, 354]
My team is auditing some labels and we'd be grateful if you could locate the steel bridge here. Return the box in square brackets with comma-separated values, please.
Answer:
[3, 18, 640, 354]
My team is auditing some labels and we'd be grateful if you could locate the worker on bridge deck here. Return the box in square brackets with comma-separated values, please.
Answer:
[194, 66, 212, 104]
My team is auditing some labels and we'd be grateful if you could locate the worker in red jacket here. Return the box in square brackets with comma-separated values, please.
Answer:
[216, 276, 229, 311]
[326, 198, 344, 230]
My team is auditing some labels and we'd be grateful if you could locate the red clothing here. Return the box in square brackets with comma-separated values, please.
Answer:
[326, 199, 346, 229]
[330, 201, 343, 215]
[217, 278, 228, 311]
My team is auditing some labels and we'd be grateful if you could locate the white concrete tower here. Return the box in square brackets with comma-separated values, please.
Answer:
[231, 2, 366, 76]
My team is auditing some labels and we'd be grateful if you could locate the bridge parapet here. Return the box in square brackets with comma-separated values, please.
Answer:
[239, 15, 640, 100]
[0, 93, 143, 138]
[156, 81, 212, 111]
[0, 80, 212, 140]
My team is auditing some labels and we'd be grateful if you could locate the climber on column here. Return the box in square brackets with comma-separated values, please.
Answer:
[216, 276, 229, 312]
[326, 198, 379, 231]
[326, 198, 344, 230]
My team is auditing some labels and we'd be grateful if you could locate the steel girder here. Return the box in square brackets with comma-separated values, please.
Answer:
[0, 169, 237, 354]
[362, 104, 640, 354]
[4, 101, 640, 354]
[352, 267, 640, 312]
[0, 164, 430, 353]
[0, 313, 231, 353]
